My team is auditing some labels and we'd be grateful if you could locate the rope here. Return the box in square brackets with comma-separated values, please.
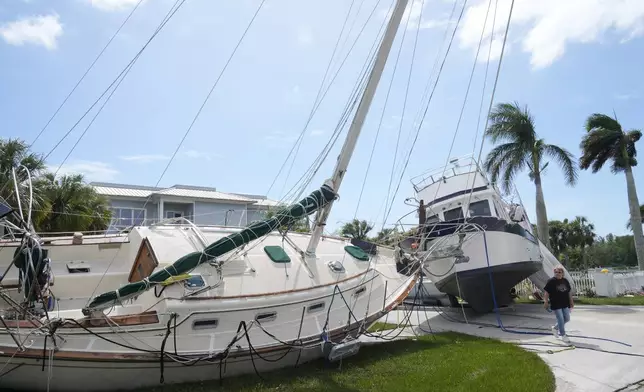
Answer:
[29, 0, 144, 148]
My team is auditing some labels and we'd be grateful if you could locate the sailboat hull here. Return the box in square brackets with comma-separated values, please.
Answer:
[0, 310, 386, 392]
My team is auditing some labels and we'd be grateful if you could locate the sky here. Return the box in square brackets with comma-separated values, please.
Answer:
[1, 0, 644, 237]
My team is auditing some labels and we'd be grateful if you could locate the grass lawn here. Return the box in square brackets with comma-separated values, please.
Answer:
[515, 296, 644, 306]
[139, 332, 555, 392]
[367, 322, 399, 332]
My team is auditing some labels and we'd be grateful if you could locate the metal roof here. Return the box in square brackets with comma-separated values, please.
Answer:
[153, 187, 253, 203]
[90, 182, 270, 204]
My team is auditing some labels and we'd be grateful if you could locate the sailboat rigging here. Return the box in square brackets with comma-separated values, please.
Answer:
[0, 1, 423, 390]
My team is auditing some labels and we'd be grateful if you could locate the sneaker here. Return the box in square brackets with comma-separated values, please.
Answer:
[551, 326, 559, 338]
[561, 335, 570, 344]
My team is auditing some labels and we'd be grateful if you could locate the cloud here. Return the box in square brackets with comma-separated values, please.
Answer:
[119, 154, 169, 163]
[0, 14, 63, 50]
[453, 0, 644, 69]
[296, 26, 313, 46]
[310, 129, 325, 137]
[614, 92, 639, 101]
[50, 161, 119, 182]
[182, 150, 220, 161]
[87, 0, 142, 12]
[119, 150, 219, 163]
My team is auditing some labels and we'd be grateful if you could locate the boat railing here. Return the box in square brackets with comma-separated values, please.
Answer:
[410, 154, 488, 193]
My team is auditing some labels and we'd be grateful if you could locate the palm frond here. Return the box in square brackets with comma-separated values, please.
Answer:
[585, 113, 622, 133]
[542, 143, 578, 186]
[579, 127, 622, 173]
[484, 102, 536, 146]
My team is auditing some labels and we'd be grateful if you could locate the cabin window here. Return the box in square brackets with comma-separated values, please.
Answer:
[353, 286, 367, 297]
[255, 311, 277, 323]
[184, 275, 206, 289]
[468, 200, 492, 217]
[67, 261, 90, 273]
[328, 260, 346, 273]
[443, 207, 464, 221]
[193, 319, 218, 330]
[307, 302, 325, 313]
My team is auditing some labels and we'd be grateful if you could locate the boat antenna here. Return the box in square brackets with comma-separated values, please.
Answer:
[305, 0, 411, 258]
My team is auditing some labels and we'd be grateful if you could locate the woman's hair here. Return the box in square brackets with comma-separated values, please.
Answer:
[554, 265, 564, 272]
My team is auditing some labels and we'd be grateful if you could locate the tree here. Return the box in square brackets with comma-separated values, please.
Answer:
[32, 173, 112, 233]
[625, 204, 644, 230]
[339, 219, 373, 240]
[372, 227, 400, 246]
[579, 113, 644, 270]
[0, 138, 47, 220]
[547, 216, 595, 269]
[483, 102, 578, 249]
[263, 208, 311, 233]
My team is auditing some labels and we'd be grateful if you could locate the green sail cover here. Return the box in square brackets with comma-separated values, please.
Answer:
[83, 184, 336, 314]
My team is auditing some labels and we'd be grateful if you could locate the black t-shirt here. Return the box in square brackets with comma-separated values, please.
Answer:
[544, 277, 571, 310]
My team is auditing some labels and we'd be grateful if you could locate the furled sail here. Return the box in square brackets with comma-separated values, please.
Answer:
[83, 184, 337, 314]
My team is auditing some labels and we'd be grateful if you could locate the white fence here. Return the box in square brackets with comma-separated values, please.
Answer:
[514, 269, 644, 298]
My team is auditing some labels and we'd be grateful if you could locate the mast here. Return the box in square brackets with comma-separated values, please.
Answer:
[306, 0, 411, 257]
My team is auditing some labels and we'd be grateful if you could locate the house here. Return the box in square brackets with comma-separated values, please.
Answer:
[90, 182, 281, 229]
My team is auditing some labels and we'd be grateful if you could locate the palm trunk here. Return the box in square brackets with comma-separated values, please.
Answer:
[624, 165, 644, 270]
[534, 171, 551, 250]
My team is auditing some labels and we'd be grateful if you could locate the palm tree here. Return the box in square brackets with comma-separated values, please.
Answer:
[0, 138, 47, 217]
[33, 173, 112, 233]
[339, 219, 373, 240]
[580, 113, 644, 270]
[483, 102, 578, 249]
[625, 204, 644, 231]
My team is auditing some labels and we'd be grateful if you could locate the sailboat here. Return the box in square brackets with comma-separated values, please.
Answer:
[0, 1, 420, 390]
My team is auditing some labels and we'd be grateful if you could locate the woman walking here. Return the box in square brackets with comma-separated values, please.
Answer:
[543, 265, 574, 343]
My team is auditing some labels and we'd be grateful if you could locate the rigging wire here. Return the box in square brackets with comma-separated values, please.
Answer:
[380, 0, 469, 228]
[266, 0, 391, 201]
[137, 0, 267, 215]
[353, 0, 418, 220]
[29, 0, 145, 148]
[425, 0, 493, 218]
[382, 0, 425, 231]
[42, 0, 187, 163]
[275, 0, 394, 206]
[274, 0, 359, 198]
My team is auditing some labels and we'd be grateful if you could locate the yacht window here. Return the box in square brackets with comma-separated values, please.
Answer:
[468, 200, 492, 217]
[425, 215, 439, 225]
[443, 207, 463, 221]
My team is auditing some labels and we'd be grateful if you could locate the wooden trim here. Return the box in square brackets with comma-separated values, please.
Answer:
[70, 310, 160, 329]
[127, 238, 159, 283]
[183, 269, 371, 301]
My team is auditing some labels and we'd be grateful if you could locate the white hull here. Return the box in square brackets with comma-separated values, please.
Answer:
[0, 225, 416, 391]
[421, 230, 542, 312]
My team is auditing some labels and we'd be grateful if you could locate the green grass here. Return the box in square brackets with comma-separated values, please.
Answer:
[139, 332, 555, 392]
[367, 322, 399, 332]
[515, 296, 644, 306]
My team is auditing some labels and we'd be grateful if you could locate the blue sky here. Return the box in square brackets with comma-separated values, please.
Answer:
[1, 0, 644, 237]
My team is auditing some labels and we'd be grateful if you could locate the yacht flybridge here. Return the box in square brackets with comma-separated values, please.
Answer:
[403, 156, 544, 312]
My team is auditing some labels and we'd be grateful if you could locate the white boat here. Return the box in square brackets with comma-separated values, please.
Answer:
[402, 155, 544, 312]
[0, 1, 420, 390]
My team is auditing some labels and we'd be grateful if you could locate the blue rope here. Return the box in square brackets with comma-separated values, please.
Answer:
[482, 232, 632, 347]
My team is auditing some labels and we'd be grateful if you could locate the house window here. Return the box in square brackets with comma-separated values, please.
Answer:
[111, 208, 146, 228]
[165, 211, 184, 219]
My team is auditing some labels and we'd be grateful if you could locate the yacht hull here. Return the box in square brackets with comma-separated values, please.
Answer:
[421, 229, 542, 313]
